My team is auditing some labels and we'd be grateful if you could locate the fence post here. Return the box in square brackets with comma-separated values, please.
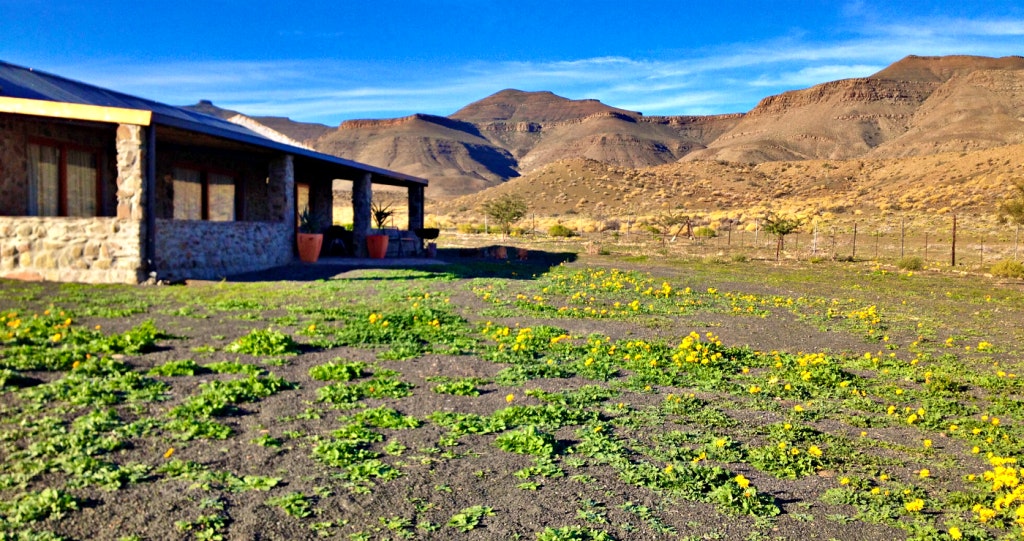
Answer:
[924, 232, 929, 264]
[900, 218, 906, 258]
[852, 222, 857, 260]
[951, 214, 957, 267]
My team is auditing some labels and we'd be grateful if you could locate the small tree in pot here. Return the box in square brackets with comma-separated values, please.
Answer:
[366, 201, 394, 258]
[296, 207, 324, 263]
[371, 201, 394, 232]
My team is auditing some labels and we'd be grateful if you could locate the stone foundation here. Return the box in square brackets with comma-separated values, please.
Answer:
[0, 217, 143, 283]
[154, 219, 292, 281]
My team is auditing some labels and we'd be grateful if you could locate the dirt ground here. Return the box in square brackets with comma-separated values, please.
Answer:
[2, 253, 1022, 540]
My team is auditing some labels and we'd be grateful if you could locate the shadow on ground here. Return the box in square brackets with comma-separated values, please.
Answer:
[222, 247, 578, 282]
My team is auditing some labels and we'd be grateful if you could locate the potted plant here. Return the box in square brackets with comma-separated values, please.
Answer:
[366, 201, 393, 259]
[296, 207, 323, 263]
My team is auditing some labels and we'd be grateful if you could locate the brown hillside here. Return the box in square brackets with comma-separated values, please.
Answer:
[450, 89, 640, 123]
[315, 114, 516, 199]
[690, 55, 1024, 164]
[182, 101, 331, 145]
[870, 68, 1024, 156]
[870, 54, 1024, 82]
[315, 90, 743, 197]
[433, 143, 1024, 223]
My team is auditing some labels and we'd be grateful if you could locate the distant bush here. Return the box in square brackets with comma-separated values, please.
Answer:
[693, 226, 717, 238]
[456, 223, 484, 234]
[991, 259, 1024, 279]
[731, 254, 749, 263]
[897, 256, 924, 271]
[548, 224, 576, 237]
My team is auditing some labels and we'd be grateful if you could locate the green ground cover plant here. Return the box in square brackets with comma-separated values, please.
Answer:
[1, 258, 1023, 540]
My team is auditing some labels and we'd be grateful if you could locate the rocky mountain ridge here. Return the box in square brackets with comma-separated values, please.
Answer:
[187, 55, 1024, 202]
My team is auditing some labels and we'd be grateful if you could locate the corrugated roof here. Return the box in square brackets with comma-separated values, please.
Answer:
[0, 60, 426, 187]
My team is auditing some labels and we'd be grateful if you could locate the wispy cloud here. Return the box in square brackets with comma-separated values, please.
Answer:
[35, 14, 1024, 124]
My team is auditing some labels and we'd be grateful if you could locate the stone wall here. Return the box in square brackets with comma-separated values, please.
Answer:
[154, 219, 292, 281]
[0, 115, 28, 216]
[0, 217, 143, 283]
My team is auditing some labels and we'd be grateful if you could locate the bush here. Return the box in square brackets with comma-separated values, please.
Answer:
[693, 226, 717, 238]
[896, 256, 924, 271]
[731, 254, 749, 263]
[991, 259, 1024, 278]
[548, 224, 576, 238]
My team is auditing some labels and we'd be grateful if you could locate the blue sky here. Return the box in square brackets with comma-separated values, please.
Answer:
[2, 1, 1022, 125]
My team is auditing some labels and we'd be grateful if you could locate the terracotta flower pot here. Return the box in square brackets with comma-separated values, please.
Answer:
[366, 234, 389, 259]
[297, 233, 323, 263]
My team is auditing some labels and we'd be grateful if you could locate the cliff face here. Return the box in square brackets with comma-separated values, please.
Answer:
[686, 55, 1024, 164]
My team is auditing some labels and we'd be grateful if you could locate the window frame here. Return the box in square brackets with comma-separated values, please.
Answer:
[170, 164, 239, 221]
[27, 137, 102, 217]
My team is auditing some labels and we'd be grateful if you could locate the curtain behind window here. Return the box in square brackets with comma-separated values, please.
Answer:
[172, 167, 202, 220]
[27, 144, 59, 216]
[66, 149, 97, 217]
[207, 173, 235, 221]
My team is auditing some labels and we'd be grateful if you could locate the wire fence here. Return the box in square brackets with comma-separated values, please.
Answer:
[639, 216, 1023, 267]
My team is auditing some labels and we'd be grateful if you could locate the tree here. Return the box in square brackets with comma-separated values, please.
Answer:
[651, 209, 693, 246]
[762, 212, 803, 261]
[998, 179, 1024, 260]
[998, 179, 1024, 225]
[481, 194, 528, 238]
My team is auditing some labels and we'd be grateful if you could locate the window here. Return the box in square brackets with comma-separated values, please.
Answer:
[295, 182, 310, 227]
[172, 166, 236, 221]
[27, 142, 100, 217]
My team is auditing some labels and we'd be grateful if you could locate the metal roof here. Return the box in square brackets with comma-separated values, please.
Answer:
[0, 60, 427, 187]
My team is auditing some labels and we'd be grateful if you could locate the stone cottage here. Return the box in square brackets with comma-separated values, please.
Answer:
[0, 60, 427, 283]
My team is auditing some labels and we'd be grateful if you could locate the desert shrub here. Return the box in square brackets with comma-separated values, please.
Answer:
[693, 226, 717, 238]
[731, 254, 749, 263]
[897, 256, 924, 271]
[456, 223, 483, 234]
[549, 224, 576, 238]
[991, 259, 1024, 278]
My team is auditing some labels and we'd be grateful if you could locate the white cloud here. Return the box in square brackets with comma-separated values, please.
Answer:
[30, 14, 1024, 124]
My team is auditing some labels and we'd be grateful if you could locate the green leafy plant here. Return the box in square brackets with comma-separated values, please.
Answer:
[447, 505, 494, 532]
[495, 425, 556, 456]
[266, 491, 314, 518]
[224, 328, 299, 356]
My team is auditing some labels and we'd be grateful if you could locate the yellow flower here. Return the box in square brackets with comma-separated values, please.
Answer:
[923, 439, 932, 448]
[904, 499, 924, 512]
[734, 474, 750, 488]
[918, 469, 930, 479]
[947, 526, 962, 540]
[505, 393, 515, 403]
[808, 446, 823, 458]
[163, 447, 175, 459]
[793, 404, 804, 412]
[748, 385, 761, 394]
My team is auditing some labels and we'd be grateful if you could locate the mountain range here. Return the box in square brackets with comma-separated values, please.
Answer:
[186, 55, 1024, 201]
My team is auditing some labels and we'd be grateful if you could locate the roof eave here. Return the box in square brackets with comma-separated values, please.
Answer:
[152, 112, 428, 187]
